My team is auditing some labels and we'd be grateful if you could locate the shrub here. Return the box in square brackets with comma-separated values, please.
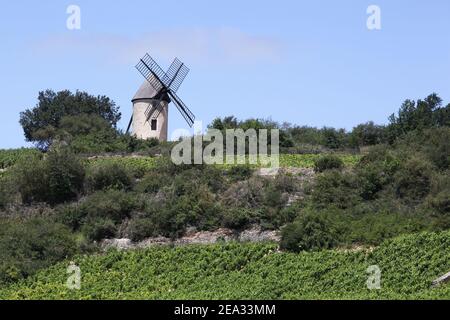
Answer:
[226, 165, 253, 182]
[79, 190, 137, 223]
[313, 154, 344, 173]
[280, 214, 337, 252]
[45, 147, 85, 204]
[13, 154, 48, 204]
[222, 208, 252, 230]
[0, 218, 77, 284]
[13, 147, 85, 205]
[310, 170, 360, 209]
[81, 217, 117, 241]
[426, 189, 450, 215]
[86, 162, 133, 192]
[126, 218, 157, 242]
[134, 171, 168, 194]
[394, 156, 433, 201]
[54, 204, 84, 231]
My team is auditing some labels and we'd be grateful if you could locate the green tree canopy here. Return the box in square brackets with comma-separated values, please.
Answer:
[387, 93, 450, 142]
[20, 90, 121, 150]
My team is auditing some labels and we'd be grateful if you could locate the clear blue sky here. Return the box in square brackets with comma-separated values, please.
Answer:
[1, 0, 450, 148]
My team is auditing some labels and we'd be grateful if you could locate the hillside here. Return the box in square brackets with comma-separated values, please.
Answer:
[1, 231, 449, 300]
[1, 94, 449, 300]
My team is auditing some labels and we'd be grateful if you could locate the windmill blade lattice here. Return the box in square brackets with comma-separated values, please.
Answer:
[134, 52, 196, 128]
[165, 58, 190, 93]
[168, 90, 195, 127]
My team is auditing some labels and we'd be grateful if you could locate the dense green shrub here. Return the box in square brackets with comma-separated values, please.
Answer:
[13, 147, 84, 205]
[313, 154, 344, 173]
[79, 190, 137, 223]
[134, 171, 167, 194]
[222, 208, 252, 230]
[12, 154, 49, 204]
[394, 156, 433, 201]
[55, 190, 138, 241]
[45, 147, 85, 204]
[0, 218, 77, 285]
[280, 214, 337, 252]
[226, 165, 253, 182]
[310, 170, 360, 209]
[426, 189, 450, 215]
[81, 217, 117, 241]
[395, 127, 450, 170]
[86, 162, 133, 192]
[126, 218, 157, 242]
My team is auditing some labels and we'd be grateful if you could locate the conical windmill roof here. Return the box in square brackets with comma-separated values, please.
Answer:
[132, 80, 159, 102]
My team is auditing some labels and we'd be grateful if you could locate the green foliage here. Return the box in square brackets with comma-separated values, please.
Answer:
[126, 218, 157, 242]
[313, 154, 344, 172]
[1, 231, 448, 299]
[20, 90, 121, 150]
[0, 218, 77, 285]
[0, 148, 42, 169]
[86, 157, 160, 178]
[56, 190, 138, 242]
[394, 156, 433, 201]
[86, 162, 133, 192]
[310, 170, 360, 209]
[81, 218, 117, 241]
[12, 147, 85, 205]
[280, 214, 337, 252]
[79, 190, 137, 223]
[387, 93, 450, 142]
[350, 121, 387, 147]
[426, 189, 450, 216]
[222, 208, 252, 230]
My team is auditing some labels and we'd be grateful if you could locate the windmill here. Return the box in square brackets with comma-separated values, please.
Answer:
[127, 53, 195, 141]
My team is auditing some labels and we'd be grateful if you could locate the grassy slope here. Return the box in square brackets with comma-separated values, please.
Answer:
[1, 231, 449, 300]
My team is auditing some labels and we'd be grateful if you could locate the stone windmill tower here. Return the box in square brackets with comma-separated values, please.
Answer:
[126, 53, 195, 141]
[130, 82, 170, 141]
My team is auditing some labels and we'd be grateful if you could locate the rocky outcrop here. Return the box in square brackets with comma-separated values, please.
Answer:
[432, 271, 450, 287]
[101, 226, 281, 250]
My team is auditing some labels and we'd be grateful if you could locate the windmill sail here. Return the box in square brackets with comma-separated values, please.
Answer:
[132, 52, 196, 130]
[168, 90, 195, 127]
[166, 58, 190, 93]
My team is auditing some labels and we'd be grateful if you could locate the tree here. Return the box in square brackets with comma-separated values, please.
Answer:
[20, 90, 121, 150]
[350, 121, 387, 147]
[387, 93, 450, 143]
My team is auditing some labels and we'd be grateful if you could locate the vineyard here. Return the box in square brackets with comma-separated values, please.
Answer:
[1, 231, 448, 300]
[0, 148, 360, 172]
[0, 148, 42, 169]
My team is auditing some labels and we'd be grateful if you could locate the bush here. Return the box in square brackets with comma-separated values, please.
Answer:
[394, 156, 433, 201]
[226, 165, 253, 182]
[222, 208, 252, 230]
[0, 218, 77, 284]
[46, 147, 85, 204]
[313, 154, 344, 173]
[426, 189, 450, 215]
[310, 170, 360, 209]
[86, 162, 133, 192]
[81, 217, 117, 241]
[79, 190, 137, 223]
[134, 171, 168, 194]
[126, 218, 157, 242]
[13, 147, 85, 205]
[280, 214, 337, 252]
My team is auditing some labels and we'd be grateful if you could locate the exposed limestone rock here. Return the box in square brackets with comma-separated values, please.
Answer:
[100, 226, 281, 251]
[432, 271, 450, 287]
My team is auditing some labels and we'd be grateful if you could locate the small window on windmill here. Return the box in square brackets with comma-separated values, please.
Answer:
[151, 119, 157, 131]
